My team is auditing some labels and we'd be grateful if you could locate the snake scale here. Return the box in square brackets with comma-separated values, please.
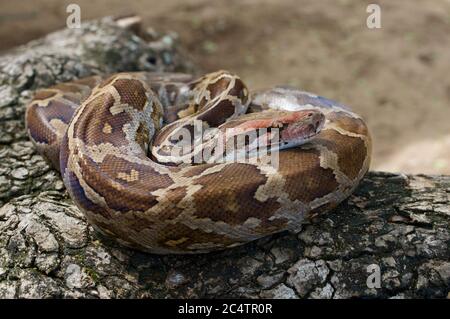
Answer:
[26, 70, 371, 254]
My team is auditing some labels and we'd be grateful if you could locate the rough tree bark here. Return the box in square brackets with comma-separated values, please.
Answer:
[0, 17, 449, 299]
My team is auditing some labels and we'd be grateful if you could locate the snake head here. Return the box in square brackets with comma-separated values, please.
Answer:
[217, 109, 325, 162]
[278, 109, 325, 148]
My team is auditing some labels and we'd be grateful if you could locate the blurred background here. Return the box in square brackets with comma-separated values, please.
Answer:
[1, 0, 449, 174]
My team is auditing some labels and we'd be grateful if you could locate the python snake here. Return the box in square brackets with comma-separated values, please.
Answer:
[26, 70, 371, 254]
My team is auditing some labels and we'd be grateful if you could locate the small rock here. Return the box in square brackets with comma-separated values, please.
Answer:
[270, 246, 294, 265]
[17, 270, 61, 298]
[65, 263, 95, 289]
[0, 266, 7, 279]
[287, 259, 329, 298]
[260, 284, 298, 299]
[382, 257, 396, 267]
[97, 285, 113, 299]
[54, 180, 65, 191]
[256, 272, 284, 289]
[0, 86, 17, 107]
[309, 283, 334, 299]
[374, 234, 396, 248]
[306, 245, 322, 258]
[11, 167, 29, 180]
[37, 202, 88, 248]
[166, 270, 189, 289]
[25, 218, 59, 252]
[65, 264, 83, 289]
[382, 269, 401, 290]
[0, 281, 17, 298]
[238, 256, 263, 276]
[35, 253, 60, 274]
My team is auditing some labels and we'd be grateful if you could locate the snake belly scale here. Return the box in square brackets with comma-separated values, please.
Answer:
[26, 70, 371, 254]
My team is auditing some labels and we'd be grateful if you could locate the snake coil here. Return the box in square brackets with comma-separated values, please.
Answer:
[26, 70, 371, 254]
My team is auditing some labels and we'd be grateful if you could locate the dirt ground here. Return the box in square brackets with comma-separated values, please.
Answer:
[1, 0, 449, 174]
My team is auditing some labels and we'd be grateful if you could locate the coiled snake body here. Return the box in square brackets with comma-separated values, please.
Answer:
[26, 71, 371, 254]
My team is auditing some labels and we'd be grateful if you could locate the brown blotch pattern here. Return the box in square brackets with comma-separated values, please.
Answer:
[156, 223, 244, 252]
[313, 129, 367, 180]
[328, 111, 369, 136]
[73, 92, 133, 148]
[192, 163, 281, 226]
[228, 78, 248, 103]
[113, 78, 148, 110]
[181, 164, 217, 178]
[198, 99, 236, 127]
[78, 154, 174, 213]
[152, 186, 189, 220]
[206, 77, 231, 99]
[278, 148, 339, 203]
